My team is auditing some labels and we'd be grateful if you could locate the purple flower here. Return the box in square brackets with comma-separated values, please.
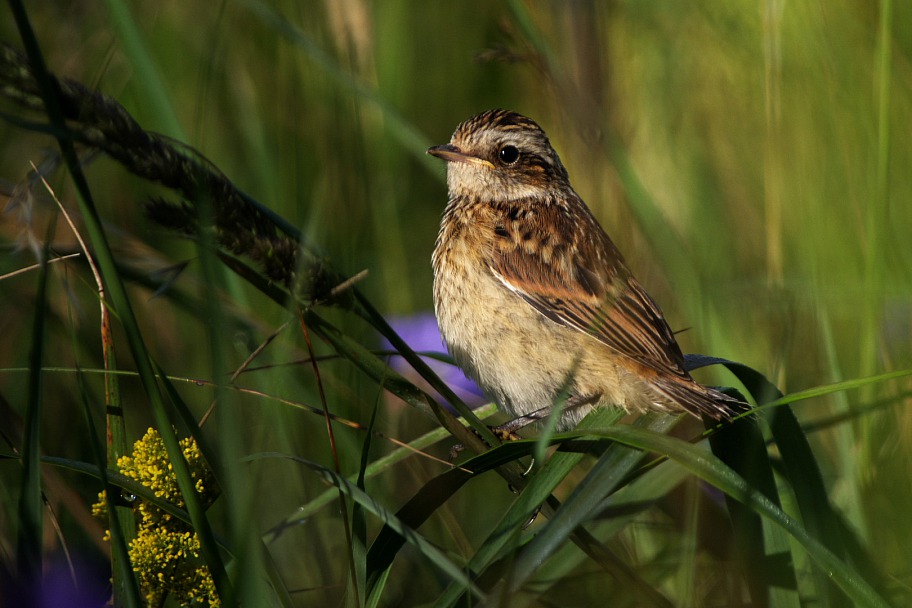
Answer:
[380, 312, 487, 410]
[36, 555, 110, 608]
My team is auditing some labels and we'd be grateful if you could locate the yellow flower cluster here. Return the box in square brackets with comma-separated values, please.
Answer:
[128, 526, 219, 607]
[94, 427, 220, 607]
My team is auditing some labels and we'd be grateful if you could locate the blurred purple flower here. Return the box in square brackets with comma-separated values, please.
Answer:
[380, 312, 487, 410]
[37, 555, 109, 608]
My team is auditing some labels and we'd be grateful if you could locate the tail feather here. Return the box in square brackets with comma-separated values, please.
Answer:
[652, 376, 748, 421]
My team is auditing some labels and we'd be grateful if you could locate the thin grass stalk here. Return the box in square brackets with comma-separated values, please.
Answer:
[101, 0, 185, 140]
[818, 309, 869, 539]
[6, 6, 236, 603]
[100, 253, 134, 606]
[194, 187, 267, 603]
[39, 162, 137, 605]
[75, 365, 143, 607]
[860, 0, 894, 486]
[351, 392, 383, 607]
[676, 480, 700, 607]
[15, 205, 52, 595]
[265, 406, 495, 542]
[237, 0, 433, 164]
[299, 315, 361, 605]
[252, 452, 486, 599]
[862, 0, 892, 380]
[762, 0, 784, 285]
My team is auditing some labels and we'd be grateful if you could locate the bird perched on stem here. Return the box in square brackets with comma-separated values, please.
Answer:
[429, 109, 744, 433]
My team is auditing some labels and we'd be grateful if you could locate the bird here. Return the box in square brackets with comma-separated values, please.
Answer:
[428, 109, 744, 433]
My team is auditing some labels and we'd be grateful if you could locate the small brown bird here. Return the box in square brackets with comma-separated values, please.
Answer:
[429, 109, 743, 432]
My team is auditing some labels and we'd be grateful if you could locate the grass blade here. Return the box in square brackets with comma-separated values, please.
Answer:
[584, 425, 890, 608]
[7, 9, 236, 603]
[248, 452, 485, 600]
[15, 212, 52, 596]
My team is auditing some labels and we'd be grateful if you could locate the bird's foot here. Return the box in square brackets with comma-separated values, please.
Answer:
[448, 424, 524, 461]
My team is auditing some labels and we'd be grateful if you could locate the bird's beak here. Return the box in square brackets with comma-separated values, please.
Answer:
[427, 144, 495, 169]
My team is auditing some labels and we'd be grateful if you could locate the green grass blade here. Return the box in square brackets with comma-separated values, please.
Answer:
[707, 415, 799, 606]
[100, 304, 135, 605]
[75, 373, 143, 607]
[101, 0, 185, 139]
[516, 458, 693, 604]
[483, 414, 677, 605]
[15, 212, 51, 590]
[195, 189, 271, 604]
[247, 452, 485, 600]
[585, 425, 891, 608]
[264, 403, 497, 544]
[352, 394, 383, 607]
[364, 436, 553, 599]
[7, 11, 236, 603]
[305, 307, 497, 455]
[365, 468, 474, 596]
[720, 359, 886, 599]
[435, 408, 625, 608]
[236, 0, 433, 164]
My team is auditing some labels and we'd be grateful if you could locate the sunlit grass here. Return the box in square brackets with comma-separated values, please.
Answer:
[1, 1, 910, 606]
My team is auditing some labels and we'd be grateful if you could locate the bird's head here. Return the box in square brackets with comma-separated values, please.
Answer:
[427, 109, 570, 201]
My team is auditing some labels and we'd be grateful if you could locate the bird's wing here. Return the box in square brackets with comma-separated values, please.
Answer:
[485, 196, 691, 381]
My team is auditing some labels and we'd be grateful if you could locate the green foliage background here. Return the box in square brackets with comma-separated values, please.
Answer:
[1, 1, 910, 606]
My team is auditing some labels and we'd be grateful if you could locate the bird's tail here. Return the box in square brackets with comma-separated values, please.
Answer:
[653, 376, 749, 421]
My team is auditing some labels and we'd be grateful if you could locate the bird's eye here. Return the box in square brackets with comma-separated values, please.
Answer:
[498, 145, 520, 165]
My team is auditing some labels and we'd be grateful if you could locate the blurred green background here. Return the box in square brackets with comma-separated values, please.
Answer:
[1, 1, 910, 606]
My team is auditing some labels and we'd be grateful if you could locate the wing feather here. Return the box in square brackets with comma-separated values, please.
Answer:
[486, 195, 690, 381]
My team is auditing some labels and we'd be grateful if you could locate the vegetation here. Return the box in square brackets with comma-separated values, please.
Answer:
[1, 2, 909, 606]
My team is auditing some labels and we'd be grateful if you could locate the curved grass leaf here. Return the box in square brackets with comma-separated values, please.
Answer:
[244, 452, 485, 600]
[475, 414, 678, 608]
[686, 357, 799, 604]
[713, 358, 892, 604]
[707, 413, 799, 606]
[579, 425, 890, 608]
[518, 458, 693, 604]
[362, 439, 534, 597]
[439, 409, 677, 608]
[264, 403, 497, 545]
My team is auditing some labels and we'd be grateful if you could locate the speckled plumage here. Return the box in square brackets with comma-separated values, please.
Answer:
[430, 110, 742, 431]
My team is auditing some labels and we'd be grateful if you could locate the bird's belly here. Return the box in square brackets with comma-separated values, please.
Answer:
[434, 256, 606, 421]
